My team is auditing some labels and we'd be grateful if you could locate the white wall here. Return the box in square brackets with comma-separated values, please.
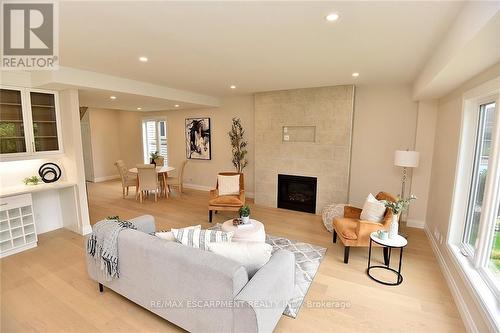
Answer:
[87, 108, 122, 181]
[349, 84, 418, 206]
[88, 96, 255, 194]
[426, 62, 500, 333]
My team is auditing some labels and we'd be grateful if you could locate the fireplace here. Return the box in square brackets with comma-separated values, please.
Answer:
[277, 174, 317, 213]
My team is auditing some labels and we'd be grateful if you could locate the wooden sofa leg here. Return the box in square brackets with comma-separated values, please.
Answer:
[99, 283, 104, 293]
[209, 210, 213, 223]
[333, 230, 337, 243]
[344, 246, 350, 264]
[383, 247, 390, 266]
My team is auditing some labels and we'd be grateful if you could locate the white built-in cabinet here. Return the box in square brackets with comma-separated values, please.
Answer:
[0, 194, 38, 258]
[0, 86, 62, 158]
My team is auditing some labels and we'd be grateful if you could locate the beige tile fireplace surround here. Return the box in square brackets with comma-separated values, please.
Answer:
[254, 85, 355, 213]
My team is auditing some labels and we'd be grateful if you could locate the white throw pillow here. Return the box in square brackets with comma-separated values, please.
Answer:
[360, 193, 386, 223]
[218, 175, 240, 196]
[208, 242, 273, 277]
[172, 229, 233, 250]
[156, 225, 201, 241]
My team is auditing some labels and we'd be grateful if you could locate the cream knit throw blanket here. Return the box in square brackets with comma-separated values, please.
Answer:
[87, 219, 136, 280]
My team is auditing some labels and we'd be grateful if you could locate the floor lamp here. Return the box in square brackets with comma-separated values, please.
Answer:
[394, 150, 420, 199]
[394, 150, 419, 236]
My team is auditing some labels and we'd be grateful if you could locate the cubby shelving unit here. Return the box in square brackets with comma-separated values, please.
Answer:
[0, 193, 38, 258]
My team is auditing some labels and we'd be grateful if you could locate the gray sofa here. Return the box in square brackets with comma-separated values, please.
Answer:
[86, 215, 295, 333]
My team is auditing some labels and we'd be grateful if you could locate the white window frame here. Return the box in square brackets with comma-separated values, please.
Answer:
[141, 117, 168, 165]
[447, 76, 500, 330]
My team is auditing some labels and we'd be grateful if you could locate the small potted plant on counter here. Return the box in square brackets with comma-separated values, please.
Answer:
[239, 205, 251, 224]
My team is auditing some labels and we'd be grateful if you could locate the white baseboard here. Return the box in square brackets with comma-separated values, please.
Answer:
[424, 225, 478, 333]
[93, 175, 120, 182]
[406, 219, 425, 228]
[183, 183, 254, 198]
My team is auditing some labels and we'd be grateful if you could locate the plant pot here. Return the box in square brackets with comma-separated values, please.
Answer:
[154, 157, 164, 166]
[241, 216, 250, 224]
[389, 214, 399, 239]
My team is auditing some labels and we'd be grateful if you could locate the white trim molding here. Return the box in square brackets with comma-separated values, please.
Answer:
[424, 225, 480, 333]
[93, 175, 120, 183]
[406, 219, 425, 229]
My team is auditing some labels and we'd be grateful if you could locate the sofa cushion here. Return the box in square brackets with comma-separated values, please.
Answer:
[208, 242, 273, 278]
[155, 225, 201, 241]
[333, 217, 358, 240]
[209, 195, 243, 206]
[218, 175, 240, 195]
[360, 193, 386, 223]
[172, 228, 234, 250]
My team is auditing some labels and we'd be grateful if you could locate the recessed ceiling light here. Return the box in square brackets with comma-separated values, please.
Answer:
[139, 56, 148, 62]
[174, 104, 180, 108]
[352, 72, 360, 77]
[110, 96, 117, 100]
[230, 85, 236, 89]
[326, 13, 340, 22]
[137, 107, 142, 110]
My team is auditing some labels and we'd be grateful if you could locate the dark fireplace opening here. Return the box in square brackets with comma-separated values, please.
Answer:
[277, 174, 317, 213]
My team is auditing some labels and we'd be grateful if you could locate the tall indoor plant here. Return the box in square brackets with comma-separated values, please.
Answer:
[228, 117, 248, 173]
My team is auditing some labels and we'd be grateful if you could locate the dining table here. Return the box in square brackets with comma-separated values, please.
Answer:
[129, 165, 176, 198]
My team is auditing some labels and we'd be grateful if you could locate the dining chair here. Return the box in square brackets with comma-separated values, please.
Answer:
[167, 160, 188, 195]
[114, 160, 137, 198]
[136, 164, 161, 203]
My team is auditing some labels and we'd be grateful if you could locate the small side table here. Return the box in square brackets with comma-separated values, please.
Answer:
[367, 232, 408, 286]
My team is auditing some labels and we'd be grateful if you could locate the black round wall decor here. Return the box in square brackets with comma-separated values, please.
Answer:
[38, 163, 62, 183]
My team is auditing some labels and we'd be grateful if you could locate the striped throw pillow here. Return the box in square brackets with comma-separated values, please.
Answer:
[172, 228, 233, 250]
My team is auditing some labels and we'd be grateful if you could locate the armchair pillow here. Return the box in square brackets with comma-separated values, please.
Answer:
[172, 229, 234, 250]
[218, 175, 240, 195]
[155, 225, 201, 242]
[208, 242, 273, 278]
[360, 193, 386, 223]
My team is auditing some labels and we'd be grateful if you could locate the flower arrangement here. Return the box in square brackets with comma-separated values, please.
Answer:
[384, 194, 417, 215]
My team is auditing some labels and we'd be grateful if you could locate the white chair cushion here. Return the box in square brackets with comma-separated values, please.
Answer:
[218, 175, 240, 196]
[156, 225, 201, 241]
[172, 229, 233, 250]
[208, 242, 273, 277]
[360, 193, 386, 223]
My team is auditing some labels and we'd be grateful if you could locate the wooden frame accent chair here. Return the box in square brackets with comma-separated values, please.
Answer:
[332, 191, 396, 264]
[208, 172, 245, 222]
[114, 160, 137, 198]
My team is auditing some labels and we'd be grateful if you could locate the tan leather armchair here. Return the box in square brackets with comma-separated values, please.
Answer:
[208, 172, 245, 222]
[332, 192, 396, 263]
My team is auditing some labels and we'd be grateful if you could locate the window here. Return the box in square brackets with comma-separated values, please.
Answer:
[461, 98, 499, 294]
[142, 119, 167, 165]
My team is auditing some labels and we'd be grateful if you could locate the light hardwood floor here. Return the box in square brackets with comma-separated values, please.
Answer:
[1, 180, 465, 332]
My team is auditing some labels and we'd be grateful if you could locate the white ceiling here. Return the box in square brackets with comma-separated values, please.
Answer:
[60, 1, 463, 98]
[78, 88, 203, 112]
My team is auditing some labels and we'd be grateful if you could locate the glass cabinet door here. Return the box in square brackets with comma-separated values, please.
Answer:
[30, 92, 59, 152]
[0, 89, 27, 154]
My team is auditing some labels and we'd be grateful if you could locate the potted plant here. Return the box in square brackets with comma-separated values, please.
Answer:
[228, 118, 248, 173]
[239, 205, 251, 224]
[150, 151, 160, 165]
[384, 195, 417, 238]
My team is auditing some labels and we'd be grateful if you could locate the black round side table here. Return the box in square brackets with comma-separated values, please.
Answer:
[367, 232, 408, 286]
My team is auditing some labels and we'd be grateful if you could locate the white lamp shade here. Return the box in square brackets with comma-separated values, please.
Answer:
[394, 150, 419, 168]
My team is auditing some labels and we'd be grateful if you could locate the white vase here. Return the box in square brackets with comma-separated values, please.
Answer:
[241, 216, 250, 224]
[389, 214, 399, 239]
